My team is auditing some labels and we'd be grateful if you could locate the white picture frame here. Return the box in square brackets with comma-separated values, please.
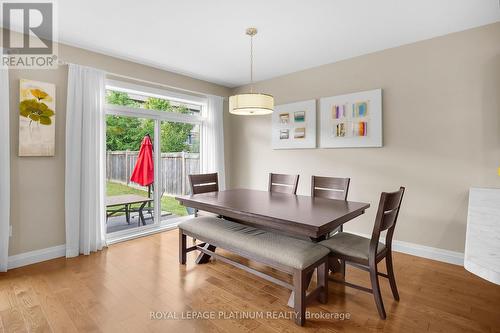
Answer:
[272, 99, 316, 149]
[319, 89, 382, 148]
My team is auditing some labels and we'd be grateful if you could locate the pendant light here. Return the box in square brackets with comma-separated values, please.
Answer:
[229, 28, 274, 115]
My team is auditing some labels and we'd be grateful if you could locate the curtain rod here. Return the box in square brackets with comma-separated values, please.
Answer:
[57, 60, 224, 99]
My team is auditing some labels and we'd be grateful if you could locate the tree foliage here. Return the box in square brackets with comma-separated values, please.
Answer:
[105, 91, 198, 153]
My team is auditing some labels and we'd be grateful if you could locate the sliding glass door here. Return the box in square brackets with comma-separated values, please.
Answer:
[104, 82, 205, 236]
[159, 121, 200, 222]
[105, 114, 156, 233]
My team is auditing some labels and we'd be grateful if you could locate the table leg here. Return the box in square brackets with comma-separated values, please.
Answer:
[138, 202, 148, 226]
[195, 243, 217, 264]
[309, 235, 327, 243]
[327, 224, 343, 238]
[125, 204, 130, 224]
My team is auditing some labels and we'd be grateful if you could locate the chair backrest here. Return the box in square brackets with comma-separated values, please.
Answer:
[311, 176, 350, 200]
[189, 173, 219, 195]
[268, 173, 299, 194]
[370, 187, 405, 255]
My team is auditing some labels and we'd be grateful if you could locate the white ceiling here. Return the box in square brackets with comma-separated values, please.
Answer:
[8, 1, 500, 87]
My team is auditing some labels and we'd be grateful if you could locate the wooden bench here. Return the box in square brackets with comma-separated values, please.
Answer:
[178, 216, 330, 326]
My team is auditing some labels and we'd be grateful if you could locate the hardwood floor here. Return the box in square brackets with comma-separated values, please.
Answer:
[1, 229, 499, 333]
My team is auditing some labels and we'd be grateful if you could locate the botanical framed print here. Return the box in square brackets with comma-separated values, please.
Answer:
[19, 79, 56, 156]
[272, 99, 316, 149]
[319, 89, 382, 148]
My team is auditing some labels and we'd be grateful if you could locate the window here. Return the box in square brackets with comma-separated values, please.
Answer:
[104, 80, 206, 235]
[105, 89, 202, 116]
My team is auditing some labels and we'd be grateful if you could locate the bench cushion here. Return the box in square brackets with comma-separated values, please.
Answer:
[179, 217, 329, 270]
[320, 232, 386, 260]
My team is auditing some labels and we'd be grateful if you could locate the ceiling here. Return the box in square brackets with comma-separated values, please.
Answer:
[6, 1, 500, 87]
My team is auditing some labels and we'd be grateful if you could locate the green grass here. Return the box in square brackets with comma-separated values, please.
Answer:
[106, 181, 187, 216]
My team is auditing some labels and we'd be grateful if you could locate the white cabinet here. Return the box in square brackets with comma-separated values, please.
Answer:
[465, 188, 500, 285]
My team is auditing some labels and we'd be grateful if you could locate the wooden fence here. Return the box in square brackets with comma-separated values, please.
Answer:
[106, 151, 200, 195]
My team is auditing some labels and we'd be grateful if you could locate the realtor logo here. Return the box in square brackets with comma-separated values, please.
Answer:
[1, 1, 58, 68]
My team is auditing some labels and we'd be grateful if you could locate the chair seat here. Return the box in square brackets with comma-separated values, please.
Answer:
[320, 232, 386, 260]
[179, 217, 329, 269]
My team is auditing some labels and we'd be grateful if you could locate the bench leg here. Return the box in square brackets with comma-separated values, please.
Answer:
[195, 243, 216, 264]
[287, 269, 314, 307]
[293, 269, 306, 326]
[317, 259, 328, 304]
[179, 229, 186, 264]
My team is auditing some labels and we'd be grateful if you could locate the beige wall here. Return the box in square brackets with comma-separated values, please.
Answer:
[5, 22, 500, 256]
[5, 32, 231, 255]
[227, 23, 500, 253]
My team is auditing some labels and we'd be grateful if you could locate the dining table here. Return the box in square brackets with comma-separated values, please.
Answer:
[177, 188, 369, 238]
[106, 194, 153, 226]
[176, 188, 370, 306]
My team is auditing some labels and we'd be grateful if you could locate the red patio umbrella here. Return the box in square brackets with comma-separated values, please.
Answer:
[130, 135, 154, 191]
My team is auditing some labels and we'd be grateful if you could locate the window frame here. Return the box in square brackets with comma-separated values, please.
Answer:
[105, 79, 207, 124]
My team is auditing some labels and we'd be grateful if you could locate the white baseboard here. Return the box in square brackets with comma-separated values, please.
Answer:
[6, 219, 188, 270]
[392, 239, 464, 266]
[347, 231, 464, 266]
[8, 244, 66, 270]
[6, 228, 464, 270]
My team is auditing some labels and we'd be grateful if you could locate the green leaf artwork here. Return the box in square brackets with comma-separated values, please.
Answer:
[19, 80, 56, 157]
[19, 99, 55, 125]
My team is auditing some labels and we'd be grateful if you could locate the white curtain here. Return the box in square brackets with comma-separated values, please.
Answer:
[201, 95, 226, 190]
[65, 64, 106, 257]
[0, 68, 10, 271]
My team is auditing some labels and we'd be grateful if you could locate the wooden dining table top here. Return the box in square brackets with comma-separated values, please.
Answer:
[176, 188, 370, 239]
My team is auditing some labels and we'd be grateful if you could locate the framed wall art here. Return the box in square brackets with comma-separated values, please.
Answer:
[272, 99, 316, 149]
[319, 89, 382, 148]
[19, 79, 56, 156]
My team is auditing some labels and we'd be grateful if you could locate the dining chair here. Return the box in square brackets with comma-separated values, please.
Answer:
[320, 186, 405, 319]
[188, 173, 219, 217]
[311, 175, 350, 199]
[268, 173, 300, 194]
[311, 175, 350, 231]
[311, 175, 351, 274]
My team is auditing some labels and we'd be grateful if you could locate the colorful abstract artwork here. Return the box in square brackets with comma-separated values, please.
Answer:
[332, 105, 346, 119]
[294, 111, 305, 122]
[319, 89, 382, 148]
[353, 101, 368, 117]
[335, 123, 346, 137]
[294, 127, 306, 139]
[279, 113, 290, 124]
[353, 122, 367, 136]
[272, 100, 316, 149]
[19, 79, 56, 156]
